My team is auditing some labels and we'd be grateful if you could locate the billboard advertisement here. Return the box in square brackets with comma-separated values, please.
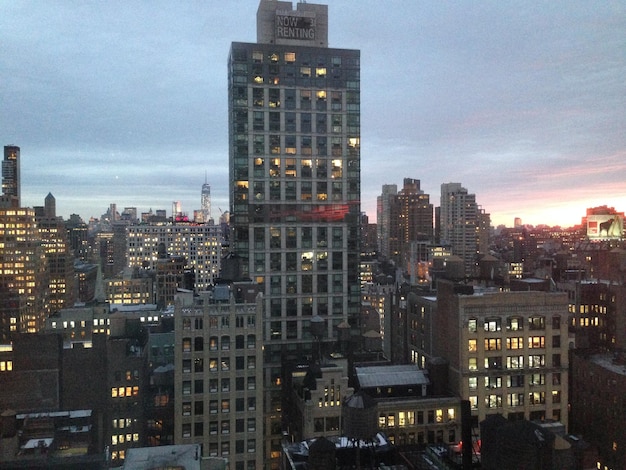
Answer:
[275, 10, 316, 41]
[587, 214, 624, 239]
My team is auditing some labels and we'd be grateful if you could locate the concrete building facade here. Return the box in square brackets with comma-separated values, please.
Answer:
[419, 280, 570, 432]
[127, 224, 222, 293]
[0, 207, 49, 341]
[34, 193, 75, 314]
[174, 289, 264, 470]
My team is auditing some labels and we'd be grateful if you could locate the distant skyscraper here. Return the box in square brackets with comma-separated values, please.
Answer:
[229, 0, 360, 464]
[35, 193, 75, 313]
[377, 184, 397, 258]
[378, 179, 433, 263]
[201, 175, 211, 223]
[2, 145, 20, 205]
[172, 201, 182, 219]
[439, 182, 490, 276]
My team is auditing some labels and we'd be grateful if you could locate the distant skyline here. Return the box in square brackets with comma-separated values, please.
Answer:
[2, 1, 625, 227]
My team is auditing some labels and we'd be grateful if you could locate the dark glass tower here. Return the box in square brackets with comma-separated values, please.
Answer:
[2, 145, 20, 204]
[228, 0, 360, 460]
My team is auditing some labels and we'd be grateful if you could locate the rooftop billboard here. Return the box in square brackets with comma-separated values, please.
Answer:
[587, 214, 624, 239]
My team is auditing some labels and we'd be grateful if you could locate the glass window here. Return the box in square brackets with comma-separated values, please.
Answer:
[484, 338, 501, 350]
[507, 316, 523, 331]
[221, 399, 230, 413]
[484, 318, 501, 332]
[507, 356, 524, 369]
[529, 316, 545, 330]
[528, 336, 545, 349]
[507, 337, 524, 350]
[468, 377, 477, 390]
[485, 394, 502, 408]
[528, 355, 545, 368]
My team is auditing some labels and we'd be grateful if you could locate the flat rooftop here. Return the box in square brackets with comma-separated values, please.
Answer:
[355, 364, 429, 388]
[122, 444, 202, 470]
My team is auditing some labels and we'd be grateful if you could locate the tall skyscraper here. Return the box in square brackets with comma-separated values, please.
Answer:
[201, 175, 211, 223]
[376, 184, 397, 259]
[228, 1, 360, 464]
[439, 182, 490, 276]
[0, 145, 49, 340]
[377, 179, 433, 264]
[2, 145, 20, 205]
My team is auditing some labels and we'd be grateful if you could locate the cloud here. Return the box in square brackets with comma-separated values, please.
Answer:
[1, 0, 624, 227]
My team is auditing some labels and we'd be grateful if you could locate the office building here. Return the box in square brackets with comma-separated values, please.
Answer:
[287, 355, 353, 442]
[355, 364, 462, 447]
[557, 279, 626, 350]
[34, 193, 75, 313]
[439, 182, 490, 276]
[1, 146, 50, 340]
[127, 224, 222, 292]
[0, 206, 49, 341]
[105, 269, 154, 306]
[228, 1, 360, 465]
[570, 352, 626, 470]
[415, 279, 570, 433]
[66, 213, 90, 261]
[74, 261, 99, 303]
[174, 287, 264, 470]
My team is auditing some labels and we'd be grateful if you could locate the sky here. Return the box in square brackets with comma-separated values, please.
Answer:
[2, 1, 625, 228]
